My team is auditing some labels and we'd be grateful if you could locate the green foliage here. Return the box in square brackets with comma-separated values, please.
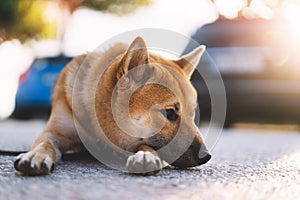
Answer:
[80, 0, 152, 14]
[0, 0, 58, 42]
[0, 0, 152, 42]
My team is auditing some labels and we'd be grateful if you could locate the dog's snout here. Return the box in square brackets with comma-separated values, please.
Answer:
[168, 140, 212, 168]
[198, 145, 211, 165]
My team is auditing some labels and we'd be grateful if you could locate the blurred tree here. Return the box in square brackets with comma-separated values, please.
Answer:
[63, 0, 152, 14]
[0, 0, 151, 42]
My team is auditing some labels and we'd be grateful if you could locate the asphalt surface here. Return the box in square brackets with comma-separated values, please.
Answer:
[1, 120, 300, 200]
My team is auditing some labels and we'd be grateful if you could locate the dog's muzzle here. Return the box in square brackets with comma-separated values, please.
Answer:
[170, 138, 211, 168]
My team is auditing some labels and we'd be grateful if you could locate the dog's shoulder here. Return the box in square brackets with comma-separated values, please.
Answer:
[53, 43, 128, 108]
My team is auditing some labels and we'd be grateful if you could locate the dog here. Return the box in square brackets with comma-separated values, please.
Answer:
[14, 36, 211, 176]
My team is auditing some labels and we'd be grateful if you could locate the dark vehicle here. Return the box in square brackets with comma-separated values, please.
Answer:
[12, 55, 73, 119]
[189, 18, 300, 126]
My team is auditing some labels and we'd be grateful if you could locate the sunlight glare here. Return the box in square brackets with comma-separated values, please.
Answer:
[214, 0, 247, 19]
[0, 41, 33, 119]
[249, 0, 273, 19]
[63, 0, 218, 56]
[43, 2, 61, 23]
[281, 2, 300, 36]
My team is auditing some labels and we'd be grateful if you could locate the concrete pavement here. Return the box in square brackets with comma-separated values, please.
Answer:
[0, 120, 300, 200]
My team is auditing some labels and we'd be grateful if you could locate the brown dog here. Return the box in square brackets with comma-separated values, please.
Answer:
[14, 36, 211, 176]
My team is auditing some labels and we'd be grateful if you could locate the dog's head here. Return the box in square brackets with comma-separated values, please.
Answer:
[113, 36, 211, 168]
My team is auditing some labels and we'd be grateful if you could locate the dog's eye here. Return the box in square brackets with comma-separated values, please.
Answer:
[161, 109, 178, 122]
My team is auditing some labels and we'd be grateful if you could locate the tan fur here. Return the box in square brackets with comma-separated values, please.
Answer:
[14, 37, 209, 176]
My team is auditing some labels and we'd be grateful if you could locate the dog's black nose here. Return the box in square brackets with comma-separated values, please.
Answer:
[198, 145, 211, 165]
[167, 141, 212, 168]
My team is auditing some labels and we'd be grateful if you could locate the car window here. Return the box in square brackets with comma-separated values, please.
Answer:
[32, 59, 49, 71]
[206, 46, 272, 74]
[193, 19, 300, 73]
[32, 57, 72, 71]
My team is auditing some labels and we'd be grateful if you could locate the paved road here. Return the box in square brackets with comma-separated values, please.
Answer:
[0, 120, 300, 200]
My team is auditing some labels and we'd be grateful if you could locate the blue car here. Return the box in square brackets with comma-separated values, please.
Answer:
[12, 55, 73, 119]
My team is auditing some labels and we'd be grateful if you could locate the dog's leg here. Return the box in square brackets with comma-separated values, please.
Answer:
[126, 145, 162, 175]
[14, 102, 81, 176]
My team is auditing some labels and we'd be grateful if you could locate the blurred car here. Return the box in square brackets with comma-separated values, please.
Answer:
[188, 18, 300, 126]
[12, 55, 73, 119]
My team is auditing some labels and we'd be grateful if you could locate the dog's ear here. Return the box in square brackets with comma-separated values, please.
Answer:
[117, 36, 150, 82]
[174, 45, 206, 78]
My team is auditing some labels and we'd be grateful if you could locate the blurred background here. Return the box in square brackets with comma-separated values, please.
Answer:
[0, 0, 299, 129]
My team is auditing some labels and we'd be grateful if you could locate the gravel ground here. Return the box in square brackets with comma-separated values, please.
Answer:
[0, 120, 300, 200]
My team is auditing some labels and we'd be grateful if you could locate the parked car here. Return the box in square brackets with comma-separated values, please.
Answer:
[12, 55, 73, 119]
[188, 18, 300, 126]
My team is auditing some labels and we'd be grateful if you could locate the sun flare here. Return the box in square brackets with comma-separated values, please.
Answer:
[281, 2, 300, 36]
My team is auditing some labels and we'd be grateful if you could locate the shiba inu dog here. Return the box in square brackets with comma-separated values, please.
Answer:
[14, 36, 211, 176]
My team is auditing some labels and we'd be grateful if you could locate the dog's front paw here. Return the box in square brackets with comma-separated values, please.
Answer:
[126, 151, 162, 175]
[14, 151, 55, 176]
